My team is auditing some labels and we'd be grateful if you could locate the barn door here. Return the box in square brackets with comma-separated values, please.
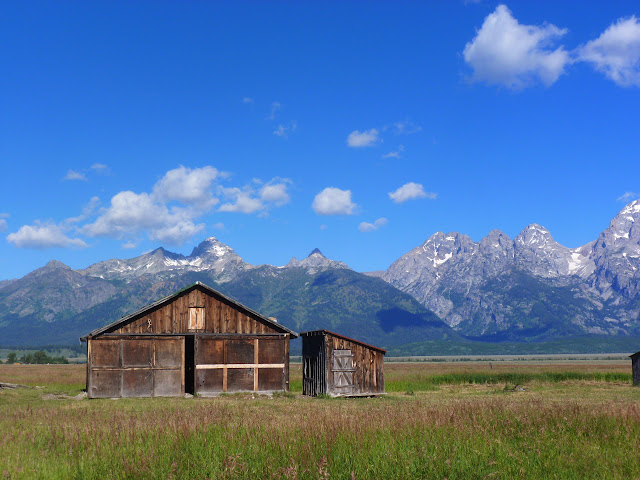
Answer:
[332, 349, 355, 395]
[88, 336, 184, 398]
[194, 335, 287, 395]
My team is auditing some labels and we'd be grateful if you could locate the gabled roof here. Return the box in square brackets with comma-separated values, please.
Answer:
[82, 281, 298, 340]
[301, 329, 386, 354]
[630, 351, 640, 359]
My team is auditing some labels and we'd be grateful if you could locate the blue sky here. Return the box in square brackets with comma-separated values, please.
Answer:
[2, 1, 640, 280]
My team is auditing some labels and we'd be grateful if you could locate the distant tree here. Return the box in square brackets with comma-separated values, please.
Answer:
[23, 353, 34, 364]
[7, 352, 17, 364]
[33, 351, 48, 364]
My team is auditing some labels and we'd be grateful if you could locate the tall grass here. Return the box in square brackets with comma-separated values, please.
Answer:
[386, 371, 632, 393]
[1, 363, 639, 479]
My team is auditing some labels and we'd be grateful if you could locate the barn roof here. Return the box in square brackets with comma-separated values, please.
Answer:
[630, 351, 640, 360]
[82, 281, 298, 340]
[300, 329, 386, 353]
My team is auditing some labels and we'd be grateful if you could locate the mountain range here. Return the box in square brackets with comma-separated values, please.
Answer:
[375, 200, 640, 342]
[1, 200, 639, 353]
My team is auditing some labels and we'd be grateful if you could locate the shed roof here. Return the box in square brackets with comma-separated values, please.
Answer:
[301, 329, 386, 354]
[82, 281, 298, 340]
[630, 351, 640, 360]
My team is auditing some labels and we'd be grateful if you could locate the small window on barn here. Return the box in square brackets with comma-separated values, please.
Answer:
[188, 307, 205, 331]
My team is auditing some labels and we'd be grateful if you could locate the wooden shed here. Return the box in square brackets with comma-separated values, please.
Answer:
[81, 282, 297, 398]
[631, 351, 640, 386]
[301, 330, 385, 397]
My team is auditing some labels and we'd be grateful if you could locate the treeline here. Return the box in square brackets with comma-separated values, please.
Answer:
[0, 344, 84, 353]
[2, 351, 69, 365]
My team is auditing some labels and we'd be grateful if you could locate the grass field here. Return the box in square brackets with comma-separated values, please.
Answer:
[1, 361, 640, 479]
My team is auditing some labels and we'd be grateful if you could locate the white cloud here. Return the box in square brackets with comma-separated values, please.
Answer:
[66, 197, 100, 225]
[618, 191, 640, 202]
[7, 222, 87, 249]
[273, 121, 297, 138]
[150, 218, 205, 244]
[122, 241, 137, 249]
[266, 101, 281, 120]
[393, 121, 422, 135]
[382, 145, 405, 159]
[463, 5, 570, 89]
[218, 188, 264, 214]
[23, 165, 289, 248]
[242, 97, 254, 104]
[359, 217, 388, 233]
[218, 179, 290, 214]
[0, 218, 7, 232]
[347, 128, 380, 147]
[81, 190, 204, 245]
[212, 222, 225, 230]
[260, 182, 290, 206]
[63, 169, 87, 181]
[312, 187, 357, 215]
[319, 224, 328, 231]
[389, 182, 437, 203]
[152, 165, 219, 208]
[577, 16, 640, 87]
[90, 163, 109, 172]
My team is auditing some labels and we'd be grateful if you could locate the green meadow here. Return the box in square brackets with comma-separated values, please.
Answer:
[1, 361, 639, 479]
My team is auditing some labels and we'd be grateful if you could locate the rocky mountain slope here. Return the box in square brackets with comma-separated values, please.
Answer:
[377, 200, 640, 340]
[0, 245, 454, 347]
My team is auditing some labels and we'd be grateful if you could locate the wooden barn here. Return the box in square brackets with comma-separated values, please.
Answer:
[631, 351, 640, 386]
[301, 329, 385, 397]
[81, 282, 297, 398]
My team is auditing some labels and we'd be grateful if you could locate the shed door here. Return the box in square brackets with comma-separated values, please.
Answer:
[332, 349, 355, 395]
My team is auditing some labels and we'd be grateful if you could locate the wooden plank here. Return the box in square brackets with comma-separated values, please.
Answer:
[258, 338, 284, 364]
[172, 297, 179, 332]
[90, 369, 121, 398]
[258, 368, 283, 391]
[155, 338, 183, 367]
[197, 369, 224, 394]
[196, 363, 285, 369]
[227, 368, 253, 392]
[197, 337, 225, 364]
[213, 298, 221, 333]
[227, 338, 254, 364]
[154, 369, 183, 397]
[223, 366, 228, 392]
[91, 339, 121, 367]
[123, 369, 153, 397]
[86, 339, 92, 395]
[122, 338, 153, 367]
[284, 335, 290, 392]
[181, 336, 185, 394]
[223, 338, 228, 391]
[254, 338, 259, 391]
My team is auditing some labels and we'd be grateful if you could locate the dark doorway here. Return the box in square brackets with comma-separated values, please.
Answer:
[185, 335, 195, 395]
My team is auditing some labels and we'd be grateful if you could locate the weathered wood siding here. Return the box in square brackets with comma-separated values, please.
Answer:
[87, 336, 184, 398]
[633, 354, 640, 386]
[302, 335, 326, 396]
[325, 334, 384, 396]
[194, 334, 290, 395]
[110, 287, 278, 335]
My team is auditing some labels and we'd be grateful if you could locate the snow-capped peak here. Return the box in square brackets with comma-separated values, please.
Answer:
[618, 199, 640, 217]
[515, 224, 554, 248]
[189, 237, 234, 259]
